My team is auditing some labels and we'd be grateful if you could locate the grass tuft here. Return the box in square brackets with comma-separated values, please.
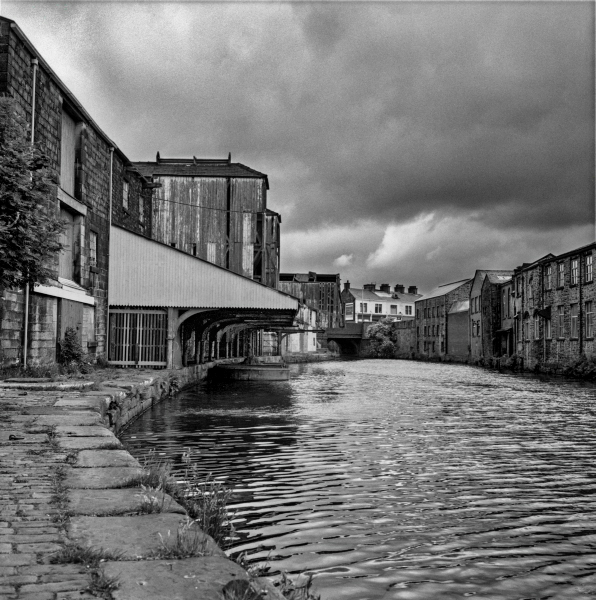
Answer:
[89, 566, 120, 599]
[276, 572, 321, 600]
[50, 544, 124, 567]
[150, 517, 209, 559]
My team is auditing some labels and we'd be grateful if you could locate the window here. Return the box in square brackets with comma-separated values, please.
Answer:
[390, 305, 397, 315]
[502, 290, 507, 318]
[374, 303, 382, 314]
[416, 309, 420, 319]
[570, 304, 578, 338]
[571, 258, 579, 285]
[60, 109, 76, 196]
[524, 319, 529, 340]
[545, 316, 551, 340]
[89, 231, 97, 269]
[345, 304, 354, 319]
[432, 306, 436, 318]
[360, 302, 368, 313]
[545, 265, 552, 290]
[405, 306, 412, 316]
[59, 206, 76, 281]
[534, 314, 540, 340]
[192, 243, 197, 256]
[558, 306, 564, 338]
[557, 263, 564, 287]
[586, 301, 594, 338]
[139, 197, 144, 224]
[123, 181, 129, 211]
[587, 255, 593, 283]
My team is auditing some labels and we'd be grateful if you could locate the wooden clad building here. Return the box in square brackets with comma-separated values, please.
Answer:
[134, 155, 281, 288]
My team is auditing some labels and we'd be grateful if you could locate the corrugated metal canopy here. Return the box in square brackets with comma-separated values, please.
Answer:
[109, 226, 298, 310]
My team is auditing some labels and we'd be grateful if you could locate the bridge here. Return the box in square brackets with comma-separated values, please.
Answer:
[325, 322, 374, 355]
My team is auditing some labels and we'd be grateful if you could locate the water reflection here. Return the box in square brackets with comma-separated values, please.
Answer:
[120, 360, 596, 600]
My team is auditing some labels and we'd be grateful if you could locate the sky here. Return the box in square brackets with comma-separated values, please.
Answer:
[2, 1, 594, 295]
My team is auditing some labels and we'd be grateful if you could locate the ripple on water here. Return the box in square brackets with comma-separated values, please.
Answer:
[120, 360, 596, 600]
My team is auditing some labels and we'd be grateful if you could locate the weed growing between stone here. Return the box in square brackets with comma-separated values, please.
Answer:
[50, 544, 125, 566]
[173, 451, 236, 548]
[136, 483, 170, 514]
[89, 567, 120, 600]
[49, 464, 71, 526]
[150, 517, 210, 559]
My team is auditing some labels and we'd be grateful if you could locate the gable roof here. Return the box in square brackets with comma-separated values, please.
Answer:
[419, 279, 471, 301]
[133, 157, 269, 188]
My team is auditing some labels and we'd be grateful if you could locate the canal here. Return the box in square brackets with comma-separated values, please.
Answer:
[120, 359, 596, 600]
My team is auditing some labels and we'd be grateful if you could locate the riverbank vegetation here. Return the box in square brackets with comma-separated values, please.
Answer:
[136, 451, 320, 599]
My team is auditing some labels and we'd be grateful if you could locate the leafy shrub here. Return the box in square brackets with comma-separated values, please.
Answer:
[58, 327, 84, 364]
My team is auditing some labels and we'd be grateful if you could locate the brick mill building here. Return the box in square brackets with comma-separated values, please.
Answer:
[0, 16, 300, 369]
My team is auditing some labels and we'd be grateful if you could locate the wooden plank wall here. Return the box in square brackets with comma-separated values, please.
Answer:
[152, 176, 265, 278]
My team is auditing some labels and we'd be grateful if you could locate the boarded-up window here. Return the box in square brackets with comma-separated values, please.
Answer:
[123, 181, 129, 211]
[89, 231, 97, 268]
[59, 207, 75, 280]
[60, 110, 76, 196]
[207, 242, 217, 264]
[242, 213, 253, 278]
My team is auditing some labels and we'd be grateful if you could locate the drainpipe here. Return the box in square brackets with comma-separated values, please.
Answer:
[105, 147, 114, 361]
[23, 58, 39, 368]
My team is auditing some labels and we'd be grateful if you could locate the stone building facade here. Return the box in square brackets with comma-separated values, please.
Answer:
[0, 17, 151, 366]
[512, 243, 596, 368]
[415, 278, 472, 359]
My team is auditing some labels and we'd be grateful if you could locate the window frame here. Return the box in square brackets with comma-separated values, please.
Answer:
[570, 304, 579, 339]
[571, 258, 579, 286]
[586, 301, 594, 338]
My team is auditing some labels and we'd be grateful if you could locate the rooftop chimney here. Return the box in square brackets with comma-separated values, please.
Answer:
[408, 285, 418, 295]
[379, 283, 391, 293]
[394, 284, 405, 294]
[344, 280, 350, 291]
[363, 283, 376, 292]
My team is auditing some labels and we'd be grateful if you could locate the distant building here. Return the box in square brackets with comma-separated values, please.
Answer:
[469, 270, 513, 360]
[513, 243, 596, 368]
[415, 279, 472, 359]
[278, 272, 342, 330]
[342, 283, 421, 323]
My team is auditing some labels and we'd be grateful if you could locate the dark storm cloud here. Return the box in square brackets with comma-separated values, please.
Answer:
[2, 1, 593, 290]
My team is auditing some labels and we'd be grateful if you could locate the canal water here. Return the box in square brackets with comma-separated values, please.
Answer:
[120, 360, 596, 600]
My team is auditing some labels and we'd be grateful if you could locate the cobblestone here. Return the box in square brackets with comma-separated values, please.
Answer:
[0, 390, 90, 599]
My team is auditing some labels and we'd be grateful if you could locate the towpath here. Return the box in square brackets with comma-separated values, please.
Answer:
[0, 378, 282, 600]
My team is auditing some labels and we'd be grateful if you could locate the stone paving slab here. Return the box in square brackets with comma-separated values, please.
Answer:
[74, 450, 140, 468]
[64, 466, 145, 489]
[68, 489, 186, 516]
[103, 556, 248, 600]
[57, 437, 122, 451]
[55, 425, 112, 437]
[68, 515, 225, 559]
[52, 398, 103, 410]
[34, 414, 102, 427]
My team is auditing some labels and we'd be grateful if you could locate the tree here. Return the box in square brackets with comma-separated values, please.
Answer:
[366, 318, 398, 358]
[0, 97, 64, 289]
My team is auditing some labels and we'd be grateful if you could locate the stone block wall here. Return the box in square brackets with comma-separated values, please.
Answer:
[0, 18, 153, 365]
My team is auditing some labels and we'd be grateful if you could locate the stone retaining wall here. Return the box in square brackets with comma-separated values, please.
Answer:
[96, 358, 244, 434]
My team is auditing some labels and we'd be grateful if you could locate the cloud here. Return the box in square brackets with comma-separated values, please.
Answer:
[3, 1, 593, 289]
[333, 254, 354, 268]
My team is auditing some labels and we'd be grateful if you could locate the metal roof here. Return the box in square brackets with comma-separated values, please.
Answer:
[108, 226, 298, 310]
[347, 288, 421, 302]
[448, 300, 470, 314]
[418, 279, 471, 301]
